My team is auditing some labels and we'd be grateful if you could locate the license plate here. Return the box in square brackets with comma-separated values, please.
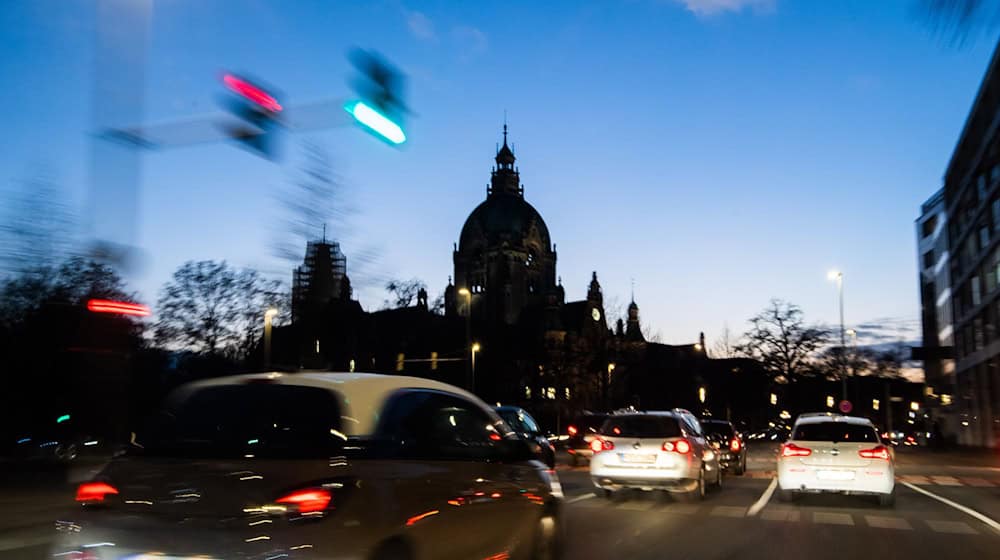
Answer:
[620, 453, 656, 464]
[817, 470, 855, 481]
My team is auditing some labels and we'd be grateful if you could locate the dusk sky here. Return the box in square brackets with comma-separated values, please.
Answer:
[2, 0, 997, 345]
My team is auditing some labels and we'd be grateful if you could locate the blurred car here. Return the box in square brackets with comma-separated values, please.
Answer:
[700, 418, 746, 475]
[565, 412, 609, 466]
[54, 372, 564, 560]
[777, 413, 894, 506]
[589, 409, 722, 500]
[496, 405, 556, 468]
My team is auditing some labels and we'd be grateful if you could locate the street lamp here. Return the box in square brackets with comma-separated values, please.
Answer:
[828, 269, 847, 401]
[471, 342, 481, 393]
[264, 308, 278, 369]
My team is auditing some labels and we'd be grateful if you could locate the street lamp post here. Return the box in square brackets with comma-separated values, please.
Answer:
[458, 288, 473, 392]
[606, 363, 616, 408]
[471, 342, 481, 393]
[828, 270, 847, 401]
[264, 308, 278, 369]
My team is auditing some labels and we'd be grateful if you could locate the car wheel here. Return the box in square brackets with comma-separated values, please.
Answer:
[679, 469, 706, 502]
[877, 491, 895, 508]
[530, 514, 559, 560]
[600, 488, 615, 500]
[734, 455, 746, 476]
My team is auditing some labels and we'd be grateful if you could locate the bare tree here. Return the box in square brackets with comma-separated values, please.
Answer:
[154, 261, 285, 358]
[711, 323, 741, 359]
[737, 299, 829, 382]
[382, 278, 426, 309]
[0, 166, 76, 277]
[917, 0, 1000, 44]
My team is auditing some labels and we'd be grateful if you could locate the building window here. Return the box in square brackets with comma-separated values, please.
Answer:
[974, 318, 984, 350]
[315, 339, 320, 354]
[994, 199, 1000, 232]
[564, 387, 571, 400]
[922, 215, 937, 238]
[430, 351, 438, 371]
[524, 386, 532, 399]
[923, 250, 935, 269]
[545, 387, 556, 399]
[396, 353, 405, 372]
[981, 226, 991, 251]
[978, 174, 987, 201]
[972, 276, 981, 306]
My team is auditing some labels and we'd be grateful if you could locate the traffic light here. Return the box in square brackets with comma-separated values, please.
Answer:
[220, 73, 284, 159]
[346, 49, 407, 145]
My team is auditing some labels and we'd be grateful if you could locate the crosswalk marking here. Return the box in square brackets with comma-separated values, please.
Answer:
[760, 509, 800, 522]
[930, 476, 962, 486]
[864, 516, 912, 530]
[813, 512, 854, 526]
[926, 520, 979, 535]
[961, 477, 993, 487]
[616, 501, 655, 511]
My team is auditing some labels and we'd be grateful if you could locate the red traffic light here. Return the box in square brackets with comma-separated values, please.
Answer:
[223, 74, 282, 113]
[86, 299, 150, 317]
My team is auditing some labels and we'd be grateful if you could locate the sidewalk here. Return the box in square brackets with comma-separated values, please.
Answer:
[894, 446, 1000, 470]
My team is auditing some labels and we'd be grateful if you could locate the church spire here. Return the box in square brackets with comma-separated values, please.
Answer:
[490, 121, 521, 197]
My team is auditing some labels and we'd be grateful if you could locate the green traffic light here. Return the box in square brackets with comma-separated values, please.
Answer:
[56, 414, 71, 424]
[344, 101, 406, 145]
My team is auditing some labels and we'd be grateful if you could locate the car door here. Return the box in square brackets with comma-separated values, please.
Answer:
[377, 390, 515, 560]
[680, 414, 712, 471]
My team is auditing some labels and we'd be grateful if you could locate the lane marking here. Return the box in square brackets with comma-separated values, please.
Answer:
[901, 481, 1000, 533]
[746, 477, 777, 517]
[566, 492, 595, 504]
[926, 520, 979, 535]
[813, 512, 854, 526]
[864, 515, 912, 530]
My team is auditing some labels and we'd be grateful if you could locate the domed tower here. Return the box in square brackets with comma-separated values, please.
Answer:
[452, 125, 558, 325]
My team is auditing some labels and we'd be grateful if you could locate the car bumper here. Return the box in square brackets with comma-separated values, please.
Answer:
[590, 462, 699, 492]
[568, 448, 594, 459]
[777, 462, 894, 495]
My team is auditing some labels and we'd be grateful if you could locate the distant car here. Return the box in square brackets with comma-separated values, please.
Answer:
[54, 373, 564, 560]
[700, 418, 746, 475]
[496, 405, 556, 468]
[777, 413, 894, 506]
[565, 413, 610, 466]
[589, 409, 722, 500]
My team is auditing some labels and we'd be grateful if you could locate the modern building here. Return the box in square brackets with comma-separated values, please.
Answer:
[939, 43, 1000, 447]
[915, 189, 957, 441]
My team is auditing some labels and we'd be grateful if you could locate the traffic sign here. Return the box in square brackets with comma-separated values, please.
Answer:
[839, 400, 853, 414]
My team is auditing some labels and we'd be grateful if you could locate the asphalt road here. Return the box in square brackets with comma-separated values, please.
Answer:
[1, 445, 998, 559]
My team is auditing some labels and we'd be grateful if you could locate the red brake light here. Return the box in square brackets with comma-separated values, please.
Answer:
[86, 299, 150, 317]
[674, 439, 691, 454]
[730, 438, 741, 452]
[275, 488, 332, 513]
[662, 441, 674, 452]
[859, 445, 891, 460]
[781, 443, 812, 457]
[567, 425, 578, 436]
[76, 481, 119, 502]
[590, 438, 614, 453]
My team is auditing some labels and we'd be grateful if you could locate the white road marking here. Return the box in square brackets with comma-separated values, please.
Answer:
[813, 512, 854, 526]
[746, 477, 777, 517]
[761, 509, 800, 522]
[566, 492, 596, 504]
[926, 520, 979, 535]
[617, 501, 655, 511]
[864, 515, 912, 530]
[901, 481, 1000, 534]
[930, 476, 962, 486]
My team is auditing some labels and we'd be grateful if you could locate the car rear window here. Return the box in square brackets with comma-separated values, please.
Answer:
[702, 422, 735, 437]
[601, 415, 681, 438]
[136, 384, 344, 458]
[792, 422, 878, 443]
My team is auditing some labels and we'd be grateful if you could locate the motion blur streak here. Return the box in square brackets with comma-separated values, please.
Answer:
[86, 298, 151, 316]
[223, 74, 283, 113]
[405, 509, 440, 526]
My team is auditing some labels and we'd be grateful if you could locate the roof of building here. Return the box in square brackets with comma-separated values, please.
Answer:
[459, 193, 551, 252]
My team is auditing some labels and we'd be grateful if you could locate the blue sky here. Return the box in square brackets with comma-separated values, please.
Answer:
[0, 0, 996, 345]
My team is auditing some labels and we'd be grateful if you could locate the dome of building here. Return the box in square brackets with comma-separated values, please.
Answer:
[459, 194, 551, 252]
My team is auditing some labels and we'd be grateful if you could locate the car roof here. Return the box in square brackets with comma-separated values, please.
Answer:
[700, 418, 731, 425]
[609, 410, 680, 418]
[793, 413, 874, 426]
[181, 371, 484, 437]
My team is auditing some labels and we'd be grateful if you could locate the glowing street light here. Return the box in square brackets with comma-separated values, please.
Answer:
[471, 342, 482, 392]
[698, 387, 707, 404]
[826, 395, 835, 408]
[264, 308, 279, 368]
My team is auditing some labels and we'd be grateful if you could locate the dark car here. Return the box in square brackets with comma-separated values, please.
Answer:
[700, 419, 746, 475]
[496, 405, 556, 468]
[565, 413, 610, 466]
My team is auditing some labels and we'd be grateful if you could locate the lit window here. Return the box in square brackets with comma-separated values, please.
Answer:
[545, 387, 556, 399]
[941, 394, 953, 406]
[564, 387, 571, 400]
[430, 351, 438, 371]
[315, 339, 320, 354]
[396, 353, 405, 372]
[349, 359, 355, 373]
[769, 393, 777, 405]
[525, 386, 532, 399]
[826, 395, 834, 408]
[872, 399, 880, 411]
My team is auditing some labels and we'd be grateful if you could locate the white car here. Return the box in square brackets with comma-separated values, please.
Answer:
[777, 413, 895, 506]
[589, 410, 722, 500]
[53, 372, 564, 560]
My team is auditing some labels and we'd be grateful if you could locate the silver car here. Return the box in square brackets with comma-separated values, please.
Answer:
[589, 409, 722, 500]
[54, 372, 563, 560]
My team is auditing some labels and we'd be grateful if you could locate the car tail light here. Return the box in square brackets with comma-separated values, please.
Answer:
[567, 425, 578, 436]
[662, 439, 691, 454]
[590, 438, 614, 453]
[730, 438, 741, 452]
[780, 443, 812, 457]
[859, 445, 891, 460]
[275, 488, 332, 513]
[75, 482, 119, 503]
